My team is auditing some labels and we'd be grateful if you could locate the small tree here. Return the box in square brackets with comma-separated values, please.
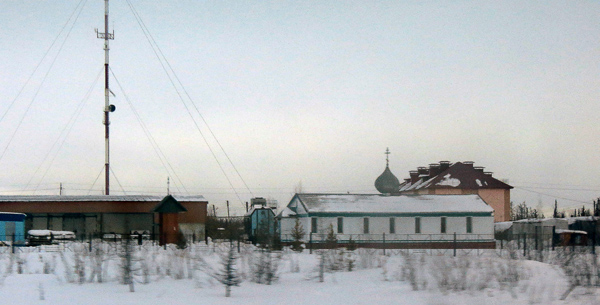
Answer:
[119, 237, 136, 292]
[291, 218, 305, 252]
[217, 243, 241, 297]
[251, 247, 281, 285]
[325, 224, 337, 249]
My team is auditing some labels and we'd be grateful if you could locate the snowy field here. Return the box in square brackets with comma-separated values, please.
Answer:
[0, 241, 599, 305]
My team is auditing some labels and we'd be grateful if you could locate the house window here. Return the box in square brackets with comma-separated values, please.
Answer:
[389, 218, 395, 234]
[466, 217, 473, 233]
[415, 217, 421, 234]
[363, 218, 369, 234]
[311, 218, 317, 233]
[441, 217, 447, 234]
[337, 217, 343, 234]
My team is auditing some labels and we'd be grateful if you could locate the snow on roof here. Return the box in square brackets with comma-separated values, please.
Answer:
[566, 216, 599, 225]
[0, 195, 205, 202]
[400, 162, 513, 191]
[291, 194, 493, 215]
[494, 222, 513, 232]
[556, 229, 587, 235]
[28, 230, 75, 237]
[435, 174, 461, 187]
[277, 207, 297, 218]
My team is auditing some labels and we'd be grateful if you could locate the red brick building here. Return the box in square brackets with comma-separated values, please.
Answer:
[0, 195, 207, 240]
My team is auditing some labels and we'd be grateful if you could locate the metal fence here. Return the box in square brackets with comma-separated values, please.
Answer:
[281, 233, 495, 243]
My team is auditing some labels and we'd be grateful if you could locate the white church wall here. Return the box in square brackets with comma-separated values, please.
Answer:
[279, 215, 494, 242]
[279, 217, 311, 240]
[473, 216, 494, 235]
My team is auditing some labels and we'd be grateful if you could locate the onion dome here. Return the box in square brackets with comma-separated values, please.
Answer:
[375, 148, 400, 194]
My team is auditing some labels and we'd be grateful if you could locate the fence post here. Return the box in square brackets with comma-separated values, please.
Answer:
[89, 233, 92, 252]
[591, 222, 596, 255]
[12, 233, 16, 254]
[535, 226, 538, 251]
[237, 238, 240, 253]
[453, 232, 457, 257]
[309, 232, 313, 254]
[523, 233, 527, 257]
[383, 233, 386, 255]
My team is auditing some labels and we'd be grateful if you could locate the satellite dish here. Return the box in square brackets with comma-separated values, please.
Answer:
[108, 104, 116, 112]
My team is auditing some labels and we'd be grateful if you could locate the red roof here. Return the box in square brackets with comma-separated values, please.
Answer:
[400, 162, 513, 191]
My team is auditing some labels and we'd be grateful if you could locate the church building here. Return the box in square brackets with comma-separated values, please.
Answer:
[277, 149, 497, 249]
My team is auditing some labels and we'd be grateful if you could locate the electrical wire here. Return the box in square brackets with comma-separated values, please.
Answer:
[0, 0, 89, 163]
[110, 68, 188, 195]
[29, 67, 103, 194]
[87, 166, 105, 195]
[0, 0, 88, 126]
[125, 0, 250, 207]
[109, 166, 127, 195]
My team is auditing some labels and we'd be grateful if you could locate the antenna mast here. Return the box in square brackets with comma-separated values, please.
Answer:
[96, 0, 115, 195]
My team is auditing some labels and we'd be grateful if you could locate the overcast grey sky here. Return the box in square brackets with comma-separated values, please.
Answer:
[1, 1, 599, 216]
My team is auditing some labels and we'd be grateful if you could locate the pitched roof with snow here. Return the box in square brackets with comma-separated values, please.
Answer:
[0, 195, 206, 202]
[279, 193, 493, 217]
[399, 162, 512, 192]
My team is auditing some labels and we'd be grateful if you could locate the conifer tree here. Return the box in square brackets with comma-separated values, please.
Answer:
[217, 243, 241, 297]
[291, 218, 305, 252]
[325, 224, 337, 249]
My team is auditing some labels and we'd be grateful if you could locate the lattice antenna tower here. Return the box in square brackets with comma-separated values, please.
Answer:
[95, 0, 116, 195]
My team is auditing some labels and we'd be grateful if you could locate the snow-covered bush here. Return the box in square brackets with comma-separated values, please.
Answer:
[250, 248, 281, 284]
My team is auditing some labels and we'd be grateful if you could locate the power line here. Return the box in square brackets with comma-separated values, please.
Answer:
[29, 67, 103, 193]
[0, 0, 88, 127]
[0, 0, 89, 164]
[110, 68, 188, 195]
[124, 0, 250, 208]
[513, 186, 592, 205]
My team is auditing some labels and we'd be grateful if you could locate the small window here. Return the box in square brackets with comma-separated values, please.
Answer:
[311, 218, 318, 233]
[441, 217, 447, 234]
[389, 218, 395, 234]
[337, 217, 343, 234]
[415, 217, 421, 234]
[466, 217, 473, 233]
[363, 218, 369, 234]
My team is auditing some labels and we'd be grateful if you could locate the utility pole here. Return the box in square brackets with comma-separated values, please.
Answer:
[96, 0, 115, 195]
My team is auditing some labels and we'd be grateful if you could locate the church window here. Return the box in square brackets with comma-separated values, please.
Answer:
[363, 218, 369, 234]
[311, 218, 317, 233]
[466, 217, 473, 233]
[441, 217, 447, 234]
[389, 218, 395, 234]
[415, 217, 421, 234]
[337, 217, 343, 234]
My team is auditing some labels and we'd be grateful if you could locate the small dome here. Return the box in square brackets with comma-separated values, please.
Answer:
[375, 165, 400, 194]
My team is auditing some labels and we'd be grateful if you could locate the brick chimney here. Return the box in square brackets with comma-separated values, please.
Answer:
[463, 161, 474, 168]
[484, 172, 493, 177]
[428, 163, 440, 177]
[439, 161, 451, 172]
[409, 171, 419, 184]
[474, 166, 485, 173]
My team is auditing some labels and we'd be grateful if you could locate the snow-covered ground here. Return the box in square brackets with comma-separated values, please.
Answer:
[0, 241, 599, 305]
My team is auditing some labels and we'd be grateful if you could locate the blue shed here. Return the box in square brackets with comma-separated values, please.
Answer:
[0, 212, 26, 243]
[245, 206, 276, 243]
